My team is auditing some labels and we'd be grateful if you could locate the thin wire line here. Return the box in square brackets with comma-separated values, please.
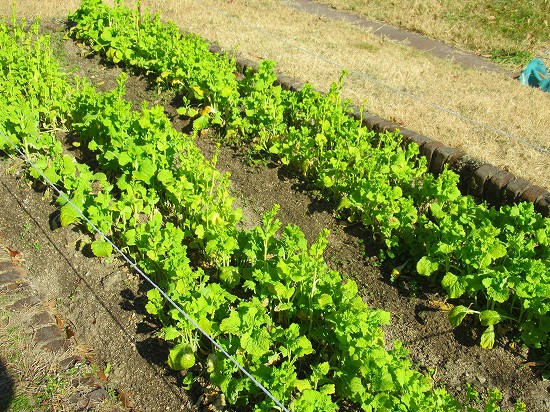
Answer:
[180, 0, 550, 155]
[0, 129, 289, 412]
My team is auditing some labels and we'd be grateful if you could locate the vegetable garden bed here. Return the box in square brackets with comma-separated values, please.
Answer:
[1, 1, 549, 410]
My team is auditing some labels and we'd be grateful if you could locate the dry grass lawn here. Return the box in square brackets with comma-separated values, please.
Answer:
[2, 0, 549, 190]
[316, 0, 550, 68]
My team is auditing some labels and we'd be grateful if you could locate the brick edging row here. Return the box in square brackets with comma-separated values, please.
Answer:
[207, 44, 550, 217]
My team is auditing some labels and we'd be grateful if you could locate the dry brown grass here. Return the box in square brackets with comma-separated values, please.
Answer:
[2, 0, 549, 190]
[315, 0, 550, 67]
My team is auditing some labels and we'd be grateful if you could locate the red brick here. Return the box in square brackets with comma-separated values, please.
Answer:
[534, 193, 550, 217]
[484, 170, 516, 206]
[372, 119, 395, 134]
[502, 177, 531, 204]
[468, 164, 500, 198]
[420, 140, 444, 166]
[429, 146, 464, 175]
[520, 185, 547, 204]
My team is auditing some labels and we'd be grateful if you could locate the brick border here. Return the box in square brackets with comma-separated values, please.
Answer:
[209, 45, 550, 217]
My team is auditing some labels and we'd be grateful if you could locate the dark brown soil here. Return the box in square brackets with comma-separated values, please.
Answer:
[0, 20, 548, 412]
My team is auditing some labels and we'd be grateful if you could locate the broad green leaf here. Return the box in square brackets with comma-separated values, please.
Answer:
[317, 293, 333, 308]
[62, 155, 76, 175]
[43, 166, 60, 184]
[133, 158, 156, 183]
[193, 115, 209, 131]
[376, 310, 391, 326]
[241, 329, 271, 358]
[488, 243, 507, 260]
[320, 384, 335, 395]
[91, 240, 112, 258]
[436, 242, 455, 255]
[429, 202, 445, 219]
[118, 151, 131, 166]
[157, 169, 173, 184]
[220, 311, 241, 335]
[479, 310, 502, 326]
[480, 325, 495, 349]
[416, 256, 439, 276]
[295, 379, 311, 391]
[123, 229, 136, 246]
[145, 286, 165, 316]
[195, 224, 205, 239]
[219, 266, 239, 289]
[163, 326, 181, 340]
[449, 305, 473, 327]
[482, 277, 509, 303]
[294, 335, 313, 358]
[322, 175, 334, 187]
[441, 272, 466, 298]
[59, 203, 80, 227]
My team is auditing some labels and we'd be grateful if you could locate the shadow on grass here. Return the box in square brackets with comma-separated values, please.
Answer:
[0, 357, 14, 412]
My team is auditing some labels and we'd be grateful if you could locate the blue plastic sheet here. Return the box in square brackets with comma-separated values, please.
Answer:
[519, 58, 550, 93]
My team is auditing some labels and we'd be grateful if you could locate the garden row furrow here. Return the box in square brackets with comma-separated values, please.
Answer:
[0, 14, 512, 412]
[67, 0, 550, 355]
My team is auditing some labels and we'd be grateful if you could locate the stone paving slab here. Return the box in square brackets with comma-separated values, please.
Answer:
[0, 239, 131, 411]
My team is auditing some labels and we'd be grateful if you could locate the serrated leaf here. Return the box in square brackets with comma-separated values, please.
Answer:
[195, 224, 205, 239]
[480, 325, 495, 349]
[193, 115, 210, 131]
[430, 202, 445, 219]
[91, 240, 112, 258]
[322, 175, 334, 187]
[62, 155, 76, 175]
[376, 310, 391, 326]
[294, 335, 314, 358]
[123, 229, 136, 246]
[241, 329, 271, 358]
[157, 169, 173, 184]
[220, 311, 241, 335]
[488, 243, 507, 260]
[295, 379, 311, 391]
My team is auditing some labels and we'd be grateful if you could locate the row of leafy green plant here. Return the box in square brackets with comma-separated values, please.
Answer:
[67, 0, 550, 355]
[1, 14, 517, 412]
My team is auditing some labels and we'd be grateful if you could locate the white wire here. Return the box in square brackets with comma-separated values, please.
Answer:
[0, 129, 289, 412]
[179, 0, 550, 155]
